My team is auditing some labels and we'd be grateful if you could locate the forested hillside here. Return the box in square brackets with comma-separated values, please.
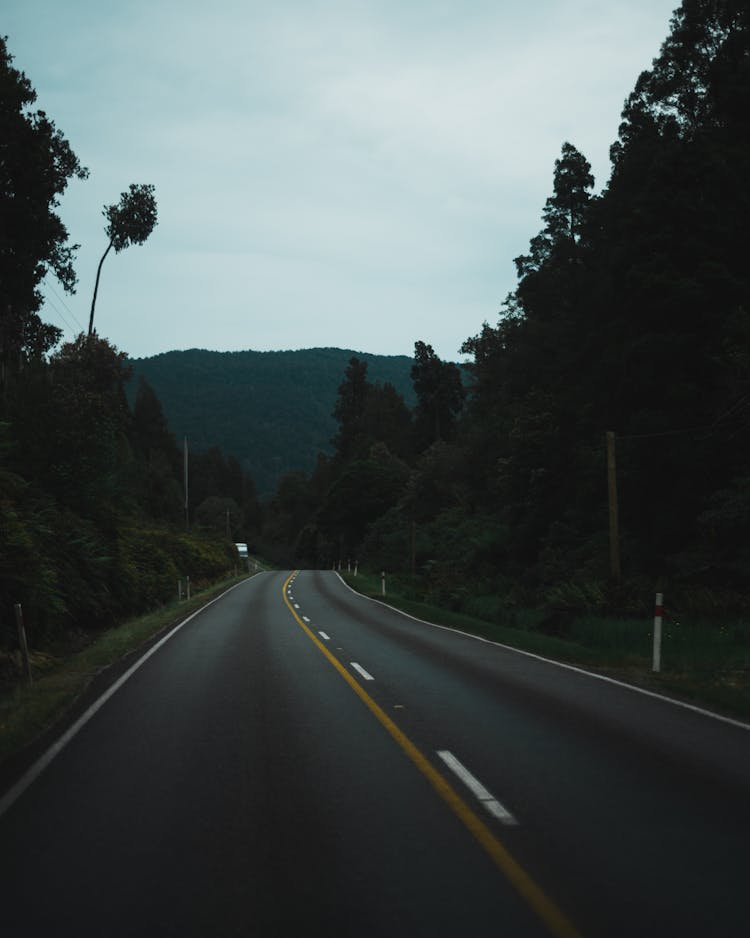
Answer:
[0, 37, 254, 652]
[260, 0, 750, 621]
[2, 0, 749, 657]
[129, 348, 417, 497]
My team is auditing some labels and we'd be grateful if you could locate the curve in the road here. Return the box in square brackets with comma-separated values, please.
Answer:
[282, 570, 583, 938]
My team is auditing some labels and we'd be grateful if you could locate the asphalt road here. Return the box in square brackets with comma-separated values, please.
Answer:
[1, 570, 748, 937]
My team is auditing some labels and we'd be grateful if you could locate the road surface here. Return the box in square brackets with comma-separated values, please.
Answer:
[1, 570, 748, 936]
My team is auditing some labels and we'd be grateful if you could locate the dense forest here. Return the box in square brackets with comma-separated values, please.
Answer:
[2, 0, 750, 654]
[128, 347, 417, 498]
[0, 36, 256, 649]
[260, 1, 750, 620]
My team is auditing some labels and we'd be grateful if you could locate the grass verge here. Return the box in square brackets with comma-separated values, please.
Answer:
[0, 573, 252, 766]
[341, 571, 750, 723]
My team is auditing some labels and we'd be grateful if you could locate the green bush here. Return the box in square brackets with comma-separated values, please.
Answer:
[116, 528, 180, 613]
[115, 527, 234, 616]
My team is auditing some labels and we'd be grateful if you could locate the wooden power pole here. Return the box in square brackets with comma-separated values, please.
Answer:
[606, 431, 621, 582]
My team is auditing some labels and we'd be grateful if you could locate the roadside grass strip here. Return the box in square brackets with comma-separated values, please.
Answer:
[339, 572, 750, 725]
[0, 575, 256, 817]
[0, 574, 254, 767]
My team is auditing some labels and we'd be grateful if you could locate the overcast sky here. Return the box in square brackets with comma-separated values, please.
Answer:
[5, 0, 678, 362]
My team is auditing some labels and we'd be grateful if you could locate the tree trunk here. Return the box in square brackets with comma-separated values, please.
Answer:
[89, 240, 113, 336]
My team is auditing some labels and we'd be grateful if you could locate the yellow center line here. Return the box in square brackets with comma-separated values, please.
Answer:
[282, 571, 584, 938]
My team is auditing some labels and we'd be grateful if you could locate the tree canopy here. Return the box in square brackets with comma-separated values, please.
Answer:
[411, 341, 465, 450]
[0, 39, 248, 652]
[0, 35, 88, 373]
[256, 1, 750, 619]
[4, 4, 750, 647]
[89, 183, 158, 335]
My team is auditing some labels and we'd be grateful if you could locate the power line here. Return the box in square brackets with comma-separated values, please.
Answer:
[39, 291, 78, 335]
[42, 276, 85, 331]
[618, 425, 714, 441]
[42, 276, 85, 333]
[617, 396, 750, 442]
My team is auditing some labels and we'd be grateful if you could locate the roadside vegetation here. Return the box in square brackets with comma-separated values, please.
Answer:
[0, 569, 271, 764]
[257, 3, 750, 728]
[3, 4, 750, 761]
[0, 38, 262, 735]
[342, 570, 750, 722]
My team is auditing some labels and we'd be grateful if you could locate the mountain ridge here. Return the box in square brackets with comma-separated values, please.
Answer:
[127, 346, 417, 498]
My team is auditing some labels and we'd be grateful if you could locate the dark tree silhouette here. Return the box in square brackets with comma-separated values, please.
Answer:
[0, 36, 88, 375]
[89, 183, 157, 335]
[411, 341, 465, 450]
[331, 356, 370, 461]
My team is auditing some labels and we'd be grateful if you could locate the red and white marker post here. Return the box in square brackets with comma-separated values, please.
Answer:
[653, 592, 664, 672]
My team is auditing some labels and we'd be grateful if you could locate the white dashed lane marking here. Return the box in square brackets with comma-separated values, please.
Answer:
[350, 662, 374, 681]
[436, 750, 518, 826]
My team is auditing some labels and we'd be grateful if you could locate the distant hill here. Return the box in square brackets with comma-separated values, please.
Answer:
[127, 348, 416, 498]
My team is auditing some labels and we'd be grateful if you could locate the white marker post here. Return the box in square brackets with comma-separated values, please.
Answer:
[381, 571, 386, 596]
[14, 604, 32, 684]
[653, 592, 664, 672]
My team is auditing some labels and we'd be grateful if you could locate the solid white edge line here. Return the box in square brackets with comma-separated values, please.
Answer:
[350, 662, 374, 681]
[333, 573, 750, 732]
[437, 750, 517, 826]
[318, 631, 330, 640]
[0, 574, 262, 820]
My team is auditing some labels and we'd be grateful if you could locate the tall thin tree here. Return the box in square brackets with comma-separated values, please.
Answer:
[89, 183, 158, 335]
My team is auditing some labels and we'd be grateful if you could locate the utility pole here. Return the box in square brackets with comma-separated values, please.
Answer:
[606, 431, 621, 582]
[184, 436, 189, 529]
[410, 520, 416, 576]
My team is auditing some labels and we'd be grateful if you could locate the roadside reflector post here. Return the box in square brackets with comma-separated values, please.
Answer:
[347, 558, 351, 572]
[381, 571, 386, 596]
[354, 561, 358, 577]
[653, 592, 664, 672]
[14, 603, 32, 684]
